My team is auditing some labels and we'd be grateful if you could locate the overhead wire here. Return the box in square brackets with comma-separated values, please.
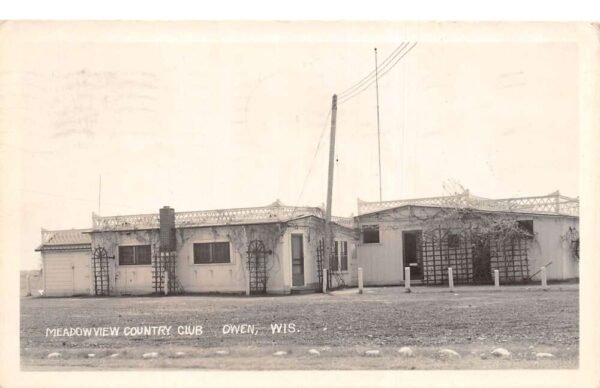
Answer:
[292, 41, 418, 213]
[339, 42, 418, 105]
[338, 42, 409, 98]
[292, 108, 332, 214]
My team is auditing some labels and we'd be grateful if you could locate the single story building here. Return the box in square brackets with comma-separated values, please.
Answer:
[37, 201, 358, 296]
[35, 191, 579, 296]
[356, 191, 579, 286]
[35, 228, 92, 296]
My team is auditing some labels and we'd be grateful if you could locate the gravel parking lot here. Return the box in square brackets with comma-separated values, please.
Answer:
[20, 284, 579, 370]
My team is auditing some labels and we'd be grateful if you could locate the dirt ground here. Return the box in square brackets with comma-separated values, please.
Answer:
[20, 284, 579, 370]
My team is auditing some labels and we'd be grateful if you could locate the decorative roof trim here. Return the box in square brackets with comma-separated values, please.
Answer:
[357, 191, 579, 217]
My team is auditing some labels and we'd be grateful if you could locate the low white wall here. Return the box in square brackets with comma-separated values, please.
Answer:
[527, 216, 579, 281]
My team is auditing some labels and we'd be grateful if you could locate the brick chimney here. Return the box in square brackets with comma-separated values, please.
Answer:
[159, 206, 176, 251]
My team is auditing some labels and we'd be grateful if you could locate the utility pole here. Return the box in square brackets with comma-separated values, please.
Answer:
[324, 94, 338, 283]
[375, 48, 383, 202]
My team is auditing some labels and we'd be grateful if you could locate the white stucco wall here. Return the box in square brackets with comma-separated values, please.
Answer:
[177, 226, 258, 294]
[357, 207, 579, 285]
[527, 216, 579, 280]
[92, 229, 158, 295]
[42, 249, 91, 296]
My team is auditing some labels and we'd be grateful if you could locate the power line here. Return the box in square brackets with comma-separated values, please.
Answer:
[338, 42, 409, 98]
[374, 48, 383, 202]
[339, 42, 418, 105]
[293, 108, 332, 211]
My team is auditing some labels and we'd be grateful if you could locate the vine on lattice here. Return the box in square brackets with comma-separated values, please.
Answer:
[562, 226, 579, 261]
[412, 203, 534, 284]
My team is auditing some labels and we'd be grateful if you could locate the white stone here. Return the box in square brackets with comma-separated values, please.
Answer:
[308, 349, 320, 355]
[174, 351, 186, 358]
[535, 352, 555, 359]
[439, 349, 460, 359]
[86, 353, 96, 358]
[397, 347, 414, 357]
[142, 352, 159, 359]
[273, 351, 287, 356]
[47, 352, 61, 359]
[528, 345, 535, 350]
[109, 353, 119, 358]
[365, 350, 380, 356]
[215, 350, 229, 356]
[491, 348, 511, 358]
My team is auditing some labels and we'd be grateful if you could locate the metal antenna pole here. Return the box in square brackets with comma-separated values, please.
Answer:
[375, 48, 383, 202]
[98, 174, 102, 214]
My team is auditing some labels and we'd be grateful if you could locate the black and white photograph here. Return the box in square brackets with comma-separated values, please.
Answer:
[1, 15, 599, 388]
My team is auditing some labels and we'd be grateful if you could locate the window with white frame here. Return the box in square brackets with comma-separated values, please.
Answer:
[119, 245, 151, 265]
[332, 240, 348, 272]
[193, 242, 231, 264]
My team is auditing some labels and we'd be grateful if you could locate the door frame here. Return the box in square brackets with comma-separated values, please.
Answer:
[290, 233, 306, 287]
[402, 230, 424, 281]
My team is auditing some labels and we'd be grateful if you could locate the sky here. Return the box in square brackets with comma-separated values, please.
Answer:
[0, 22, 579, 270]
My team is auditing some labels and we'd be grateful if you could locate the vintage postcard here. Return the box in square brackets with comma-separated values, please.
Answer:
[1, 20, 599, 388]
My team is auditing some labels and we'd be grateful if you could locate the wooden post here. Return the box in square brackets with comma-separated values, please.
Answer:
[358, 267, 364, 294]
[405, 267, 411, 293]
[541, 266, 548, 290]
[448, 267, 454, 292]
[323, 269, 328, 293]
[494, 269, 500, 289]
[26, 273, 31, 297]
[324, 95, 338, 281]
[164, 270, 169, 296]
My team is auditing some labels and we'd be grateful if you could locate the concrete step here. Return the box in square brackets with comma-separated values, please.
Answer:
[290, 287, 318, 295]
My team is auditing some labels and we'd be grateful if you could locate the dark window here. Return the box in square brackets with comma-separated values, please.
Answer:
[193, 242, 231, 264]
[331, 242, 339, 271]
[340, 241, 348, 271]
[119, 245, 151, 265]
[447, 233, 460, 249]
[517, 220, 534, 238]
[362, 225, 380, 244]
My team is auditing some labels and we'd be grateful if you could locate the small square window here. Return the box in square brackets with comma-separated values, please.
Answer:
[362, 225, 380, 244]
[517, 220, 534, 238]
[447, 233, 460, 249]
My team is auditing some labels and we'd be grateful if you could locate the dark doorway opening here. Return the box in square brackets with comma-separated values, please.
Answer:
[402, 230, 423, 281]
[291, 234, 305, 287]
[472, 239, 492, 284]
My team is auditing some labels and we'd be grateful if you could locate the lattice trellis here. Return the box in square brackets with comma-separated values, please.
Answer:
[92, 246, 113, 296]
[421, 227, 529, 285]
[422, 228, 473, 285]
[152, 247, 179, 294]
[247, 240, 268, 294]
[490, 237, 529, 283]
[316, 239, 325, 291]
